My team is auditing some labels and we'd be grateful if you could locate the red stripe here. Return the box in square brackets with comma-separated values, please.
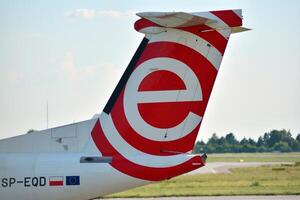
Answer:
[138, 70, 186, 91]
[179, 25, 229, 54]
[198, 30, 229, 54]
[109, 42, 217, 156]
[210, 10, 242, 27]
[134, 18, 161, 32]
[112, 91, 201, 156]
[49, 181, 63, 186]
[91, 119, 204, 181]
[138, 102, 192, 128]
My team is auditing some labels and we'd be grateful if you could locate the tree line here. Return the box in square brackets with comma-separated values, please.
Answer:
[193, 129, 300, 153]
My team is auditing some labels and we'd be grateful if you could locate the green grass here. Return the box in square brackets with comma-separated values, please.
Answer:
[106, 163, 300, 198]
[207, 152, 300, 163]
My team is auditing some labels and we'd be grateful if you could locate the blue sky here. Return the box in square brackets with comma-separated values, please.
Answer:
[0, 0, 299, 141]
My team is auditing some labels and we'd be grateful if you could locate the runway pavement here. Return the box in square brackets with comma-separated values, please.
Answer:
[106, 196, 300, 200]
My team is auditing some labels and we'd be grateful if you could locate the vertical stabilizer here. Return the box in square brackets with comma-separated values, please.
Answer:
[91, 9, 247, 181]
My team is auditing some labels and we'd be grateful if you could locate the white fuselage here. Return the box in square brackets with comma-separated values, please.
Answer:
[0, 153, 148, 200]
[0, 117, 201, 200]
[0, 119, 148, 200]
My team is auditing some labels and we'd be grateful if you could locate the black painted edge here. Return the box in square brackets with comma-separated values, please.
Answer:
[103, 37, 149, 114]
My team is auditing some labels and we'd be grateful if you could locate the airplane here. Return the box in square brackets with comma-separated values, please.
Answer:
[0, 9, 248, 200]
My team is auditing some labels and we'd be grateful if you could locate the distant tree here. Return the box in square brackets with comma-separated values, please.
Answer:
[295, 141, 300, 152]
[193, 140, 206, 153]
[296, 134, 300, 142]
[242, 144, 257, 152]
[263, 132, 270, 144]
[231, 144, 243, 153]
[240, 137, 249, 145]
[217, 136, 226, 146]
[225, 133, 238, 145]
[203, 143, 216, 153]
[199, 140, 206, 146]
[266, 130, 281, 147]
[273, 141, 292, 152]
[207, 133, 219, 145]
[294, 134, 300, 151]
[257, 146, 269, 152]
[265, 129, 294, 148]
[256, 136, 264, 147]
[248, 138, 256, 146]
[290, 140, 300, 152]
[194, 129, 300, 154]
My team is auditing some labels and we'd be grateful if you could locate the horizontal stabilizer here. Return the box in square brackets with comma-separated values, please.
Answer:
[136, 9, 249, 34]
[136, 12, 217, 28]
[231, 26, 251, 33]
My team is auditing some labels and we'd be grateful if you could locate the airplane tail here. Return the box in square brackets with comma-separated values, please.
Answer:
[91, 9, 247, 181]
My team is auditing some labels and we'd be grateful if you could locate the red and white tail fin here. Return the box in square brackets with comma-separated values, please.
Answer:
[91, 10, 247, 181]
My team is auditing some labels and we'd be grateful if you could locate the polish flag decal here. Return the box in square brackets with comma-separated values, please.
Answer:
[49, 176, 64, 186]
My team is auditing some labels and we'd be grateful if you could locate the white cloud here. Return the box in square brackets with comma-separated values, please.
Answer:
[8, 71, 23, 82]
[65, 9, 96, 20]
[61, 52, 95, 80]
[65, 9, 135, 20]
[97, 10, 135, 18]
